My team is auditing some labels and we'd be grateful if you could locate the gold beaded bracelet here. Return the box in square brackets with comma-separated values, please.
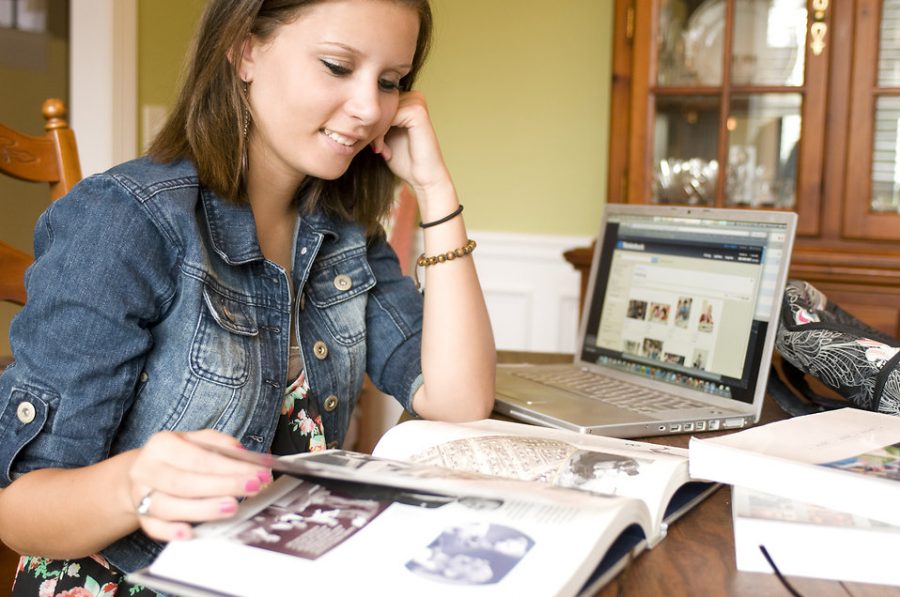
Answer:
[413, 239, 477, 289]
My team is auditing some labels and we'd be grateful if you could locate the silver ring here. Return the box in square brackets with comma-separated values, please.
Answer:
[136, 490, 154, 516]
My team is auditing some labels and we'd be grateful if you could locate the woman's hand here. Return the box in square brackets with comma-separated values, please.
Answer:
[371, 91, 453, 201]
[127, 429, 272, 542]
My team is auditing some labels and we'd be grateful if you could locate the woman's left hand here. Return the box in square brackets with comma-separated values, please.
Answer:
[370, 91, 452, 197]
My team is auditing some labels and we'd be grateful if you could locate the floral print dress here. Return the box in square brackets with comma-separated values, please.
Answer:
[270, 346, 327, 455]
[11, 347, 327, 596]
[11, 553, 159, 597]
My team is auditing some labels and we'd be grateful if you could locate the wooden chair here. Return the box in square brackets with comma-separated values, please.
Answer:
[0, 98, 81, 594]
[0, 97, 82, 324]
[1, 98, 82, 201]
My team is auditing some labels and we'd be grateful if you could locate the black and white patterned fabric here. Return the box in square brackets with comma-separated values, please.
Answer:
[774, 280, 900, 415]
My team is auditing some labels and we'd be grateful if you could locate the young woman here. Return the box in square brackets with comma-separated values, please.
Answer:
[0, 0, 495, 593]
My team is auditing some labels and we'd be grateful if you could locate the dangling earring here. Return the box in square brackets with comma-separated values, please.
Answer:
[242, 82, 250, 139]
[241, 81, 251, 177]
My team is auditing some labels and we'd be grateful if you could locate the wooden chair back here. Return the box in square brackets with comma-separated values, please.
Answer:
[0, 98, 82, 306]
[0, 243, 30, 306]
[388, 184, 419, 274]
[0, 98, 82, 200]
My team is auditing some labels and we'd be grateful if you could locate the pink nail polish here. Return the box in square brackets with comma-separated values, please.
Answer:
[245, 478, 261, 493]
[220, 500, 238, 514]
[257, 470, 272, 483]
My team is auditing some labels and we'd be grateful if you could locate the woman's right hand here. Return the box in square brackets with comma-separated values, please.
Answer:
[126, 429, 272, 542]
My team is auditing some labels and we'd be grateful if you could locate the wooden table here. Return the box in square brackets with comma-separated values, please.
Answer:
[497, 351, 899, 596]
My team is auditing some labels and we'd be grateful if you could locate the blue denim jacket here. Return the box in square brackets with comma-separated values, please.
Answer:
[0, 157, 424, 572]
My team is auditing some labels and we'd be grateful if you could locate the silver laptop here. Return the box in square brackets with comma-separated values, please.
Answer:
[494, 204, 797, 438]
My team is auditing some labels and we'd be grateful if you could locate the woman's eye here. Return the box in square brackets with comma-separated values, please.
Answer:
[321, 59, 351, 76]
[379, 79, 401, 92]
[320, 59, 400, 92]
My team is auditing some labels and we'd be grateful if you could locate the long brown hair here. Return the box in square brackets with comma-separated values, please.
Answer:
[149, 0, 432, 236]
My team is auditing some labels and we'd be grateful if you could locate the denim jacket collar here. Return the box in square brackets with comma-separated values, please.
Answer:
[200, 187, 341, 266]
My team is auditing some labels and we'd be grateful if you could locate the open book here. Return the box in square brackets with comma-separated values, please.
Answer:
[130, 419, 715, 597]
[690, 407, 900, 527]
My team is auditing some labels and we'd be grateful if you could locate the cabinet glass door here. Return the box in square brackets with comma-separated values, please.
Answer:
[870, 2, 900, 213]
[632, 0, 824, 227]
[844, 0, 900, 239]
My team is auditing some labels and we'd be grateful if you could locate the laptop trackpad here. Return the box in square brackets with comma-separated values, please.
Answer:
[496, 385, 646, 426]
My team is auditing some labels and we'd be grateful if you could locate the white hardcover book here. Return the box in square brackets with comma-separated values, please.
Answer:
[732, 486, 900, 586]
[689, 408, 900, 526]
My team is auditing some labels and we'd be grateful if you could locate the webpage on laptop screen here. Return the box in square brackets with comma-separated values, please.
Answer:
[581, 215, 788, 405]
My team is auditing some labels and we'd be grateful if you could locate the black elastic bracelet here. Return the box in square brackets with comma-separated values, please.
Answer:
[419, 204, 464, 229]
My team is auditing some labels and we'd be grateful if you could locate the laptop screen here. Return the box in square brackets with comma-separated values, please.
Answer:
[579, 208, 792, 405]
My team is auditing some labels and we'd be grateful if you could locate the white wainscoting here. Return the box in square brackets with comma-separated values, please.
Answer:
[471, 230, 593, 353]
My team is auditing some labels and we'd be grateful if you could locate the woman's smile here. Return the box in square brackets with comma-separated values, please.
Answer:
[321, 128, 360, 155]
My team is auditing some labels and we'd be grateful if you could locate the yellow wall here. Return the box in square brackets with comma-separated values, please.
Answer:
[137, 0, 206, 144]
[136, 0, 614, 237]
[419, 1, 613, 235]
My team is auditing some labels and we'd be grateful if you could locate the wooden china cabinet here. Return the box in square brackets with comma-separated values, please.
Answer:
[567, 0, 900, 337]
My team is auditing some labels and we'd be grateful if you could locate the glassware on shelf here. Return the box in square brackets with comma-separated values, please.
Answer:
[658, 0, 806, 88]
[730, 0, 806, 87]
[725, 93, 801, 209]
[657, 0, 717, 86]
[654, 157, 719, 205]
[653, 95, 720, 203]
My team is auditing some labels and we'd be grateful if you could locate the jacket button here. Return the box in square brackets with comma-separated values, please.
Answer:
[323, 395, 338, 412]
[220, 302, 235, 322]
[139, 371, 149, 383]
[16, 401, 36, 424]
[333, 274, 352, 291]
[313, 341, 328, 360]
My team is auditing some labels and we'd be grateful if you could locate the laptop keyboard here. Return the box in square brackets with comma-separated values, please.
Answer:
[511, 367, 705, 415]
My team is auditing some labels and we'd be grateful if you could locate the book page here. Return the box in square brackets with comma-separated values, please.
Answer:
[190, 438, 632, 514]
[144, 473, 649, 597]
[373, 418, 691, 536]
[696, 407, 900, 464]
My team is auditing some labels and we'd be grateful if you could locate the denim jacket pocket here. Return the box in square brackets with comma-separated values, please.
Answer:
[305, 249, 375, 345]
[190, 285, 259, 387]
[0, 385, 55, 484]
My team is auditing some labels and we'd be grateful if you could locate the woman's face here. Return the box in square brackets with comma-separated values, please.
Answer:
[241, 0, 420, 191]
